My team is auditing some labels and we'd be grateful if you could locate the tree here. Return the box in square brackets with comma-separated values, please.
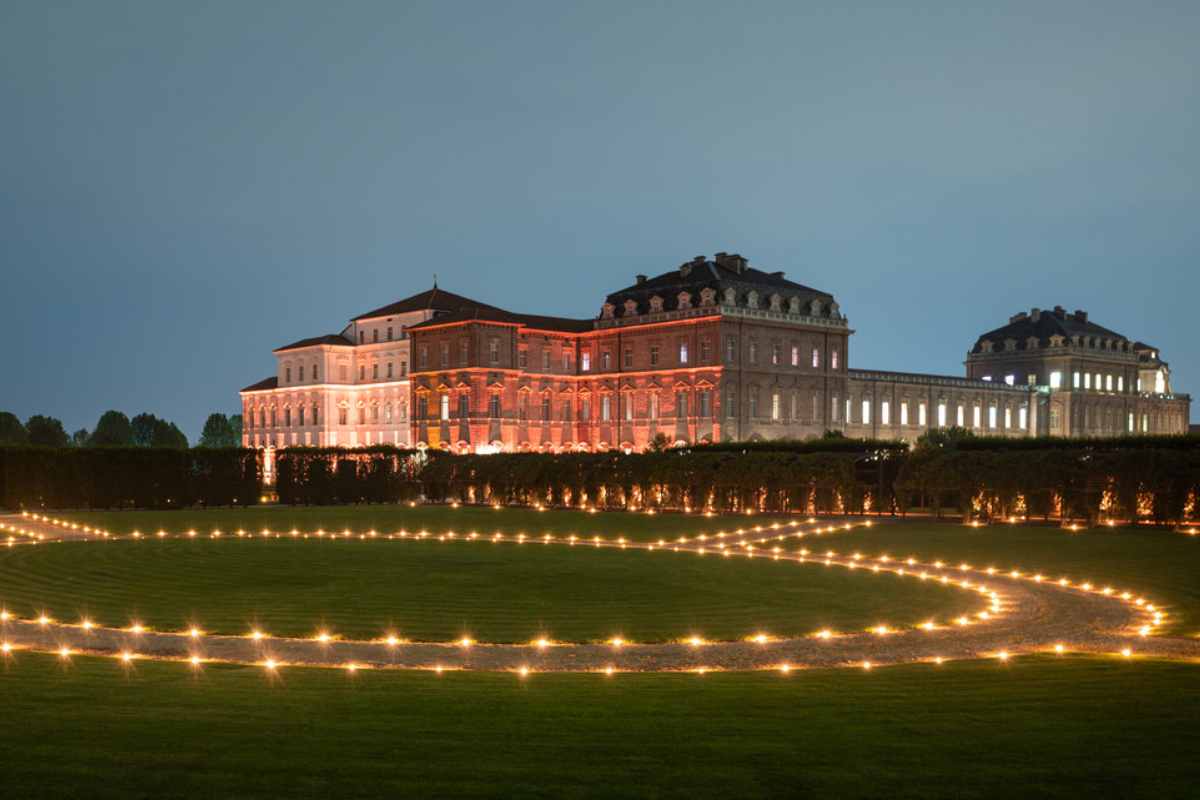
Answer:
[647, 433, 671, 453]
[91, 410, 134, 446]
[199, 413, 238, 448]
[25, 415, 69, 447]
[131, 413, 160, 447]
[152, 419, 188, 449]
[71, 428, 91, 446]
[229, 414, 243, 443]
[0, 412, 27, 445]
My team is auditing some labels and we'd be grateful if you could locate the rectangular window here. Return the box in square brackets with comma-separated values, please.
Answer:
[460, 340, 469, 365]
[387, 326, 393, 341]
[726, 336, 737, 363]
[791, 345, 800, 367]
[285, 367, 292, 383]
[582, 398, 591, 420]
[400, 360, 408, 377]
[562, 402, 571, 421]
[937, 403, 946, 427]
[790, 392, 798, 420]
[1095, 373, 1102, 391]
[831, 350, 839, 370]
[679, 342, 688, 364]
[649, 393, 659, 420]
[700, 338, 711, 363]
[1019, 407, 1028, 430]
[543, 350, 551, 371]
[1105, 374, 1113, 391]
[312, 405, 319, 425]
[845, 398, 851, 423]
[678, 393, 689, 418]
[973, 405, 981, 428]
[284, 408, 291, 427]
[861, 399, 871, 425]
[1117, 376, 1124, 392]
[601, 396, 611, 422]
[298, 365, 305, 381]
[919, 402, 927, 426]
[338, 408, 347, 426]
[359, 366, 365, 381]
[358, 407, 366, 425]
[542, 395, 551, 421]
[1050, 371, 1062, 389]
[1084, 373, 1091, 389]
[582, 351, 591, 371]
[489, 339, 499, 365]
[298, 407, 305, 426]
[419, 346, 428, 369]
[387, 362, 393, 379]
[1128, 412, 1134, 432]
[699, 390, 711, 418]
[771, 343, 781, 366]
[832, 396, 839, 422]
[373, 329, 379, 343]
[440, 342, 449, 367]
[989, 406, 998, 429]
[1004, 407, 1012, 429]
[440, 395, 449, 421]
[900, 401, 908, 426]
[649, 345, 659, 366]
[518, 349, 528, 369]
[812, 347, 820, 368]
[749, 341, 757, 364]
[956, 405, 964, 427]
[489, 394, 500, 418]
[601, 351, 611, 370]
[359, 331, 365, 344]
[372, 364, 379, 379]
[371, 405, 379, 422]
[1004, 374, 1015, 386]
[624, 395, 633, 421]
[459, 395, 470, 419]
[881, 400, 890, 425]
[727, 388, 736, 417]
[1074, 371, 1081, 388]
[623, 348, 632, 368]
[563, 351, 571, 371]
[772, 392, 781, 421]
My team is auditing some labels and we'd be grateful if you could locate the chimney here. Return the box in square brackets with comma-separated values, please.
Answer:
[635, 274, 647, 285]
[771, 270, 785, 278]
[1053, 305, 1066, 319]
[1031, 307, 1041, 321]
[1009, 311, 1029, 324]
[1074, 309, 1088, 323]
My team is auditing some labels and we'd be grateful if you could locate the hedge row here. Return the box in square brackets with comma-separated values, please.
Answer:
[0, 447, 261, 509]
[274, 447, 423, 505]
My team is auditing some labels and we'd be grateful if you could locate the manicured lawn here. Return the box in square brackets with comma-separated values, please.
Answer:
[1, 652, 1197, 799]
[828, 521, 1200, 636]
[0, 537, 974, 642]
[59, 505, 792, 543]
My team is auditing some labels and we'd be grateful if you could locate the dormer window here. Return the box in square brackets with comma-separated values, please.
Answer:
[769, 293, 782, 311]
[809, 298, 823, 316]
[699, 288, 716, 307]
[746, 290, 759, 309]
[723, 287, 737, 306]
[601, 303, 615, 319]
[623, 299, 638, 316]
[980, 340, 994, 353]
[788, 296, 801, 314]
[1004, 338, 1018, 352]
[649, 295, 664, 313]
[677, 291, 692, 310]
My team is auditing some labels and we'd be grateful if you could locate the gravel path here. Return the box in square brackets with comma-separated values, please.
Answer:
[3, 512, 1198, 672]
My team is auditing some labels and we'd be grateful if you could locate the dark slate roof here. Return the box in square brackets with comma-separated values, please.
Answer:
[971, 306, 1128, 354]
[241, 376, 278, 392]
[273, 334, 354, 353]
[352, 287, 504, 321]
[603, 253, 836, 317]
[407, 305, 593, 333]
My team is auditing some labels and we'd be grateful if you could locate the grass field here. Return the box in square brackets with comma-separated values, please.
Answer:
[0, 537, 975, 642]
[59, 505, 789, 543]
[5, 505, 1197, 797]
[2, 652, 1198, 799]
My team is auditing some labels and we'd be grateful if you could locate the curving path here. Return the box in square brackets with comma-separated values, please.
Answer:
[3, 512, 1199, 673]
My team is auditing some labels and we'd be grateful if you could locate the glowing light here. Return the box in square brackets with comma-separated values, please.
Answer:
[250, 629, 266, 641]
[119, 651, 135, 664]
[997, 650, 1010, 662]
[190, 655, 203, 668]
[58, 646, 71, 659]
[518, 665, 530, 677]
[458, 636, 474, 648]
[816, 629, 833, 640]
[1054, 643, 1065, 654]
[1120, 648, 1133, 658]
[263, 658, 278, 670]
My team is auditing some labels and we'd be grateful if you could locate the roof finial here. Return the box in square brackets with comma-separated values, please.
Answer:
[433, 273, 438, 289]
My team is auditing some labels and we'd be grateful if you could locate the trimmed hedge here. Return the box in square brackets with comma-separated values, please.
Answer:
[274, 447, 423, 506]
[0, 447, 261, 510]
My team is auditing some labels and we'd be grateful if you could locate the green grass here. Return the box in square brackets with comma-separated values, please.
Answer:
[0, 538, 974, 642]
[824, 522, 1200, 636]
[58, 505, 791, 543]
[1, 652, 1197, 799]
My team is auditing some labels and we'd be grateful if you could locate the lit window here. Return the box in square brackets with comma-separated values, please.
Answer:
[1128, 412, 1134, 432]
[624, 395, 632, 421]
[1117, 376, 1124, 392]
[1019, 407, 1027, 430]
[601, 351, 611, 370]
[601, 396, 611, 421]
[679, 342, 688, 364]
[1073, 371, 1081, 389]
[973, 406, 981, 428]
[981, 375, 992, 382]
[937, 403, 946, 427]
[1050, 371, 1062, 389]
[845, 398, 851, 422]
[649, 345, 659, 366]
[582, 351, 591, 371]
[771, 343, 781, 366]
[791, 345, 799, 367]
[989, 406, 997, 429]
[1084, 373, 1091, 389]
[489, 339, 499, 365]
[919, 402, 927, 426]
[622, 348, 632, 368]
[811, 347, 820, 368]
[900, 401, 908, 426]
[749, 341, 758, 364]
[1004, 407, 1012, 429]
[440, 395, 449, 421]
[831, 350, 839, 370]
[726, 336, 737, 362]
[832, 396, 839, 422]
[649, 393, 659, 420]
[772, 392, 781, 421]
[751, 388, 759, 418]
[1155, 370, 1165, 394]
[861, 399, 871, 425]
[956, 405, 964, 427]
[1004, 374, 1015, 386]
[881, 400, 890, 425]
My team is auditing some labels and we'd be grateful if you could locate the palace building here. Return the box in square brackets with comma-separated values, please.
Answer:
[241, 253, 1191, 468]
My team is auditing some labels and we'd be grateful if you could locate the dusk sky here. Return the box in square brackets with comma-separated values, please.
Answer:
[3, 0, 1196, 441]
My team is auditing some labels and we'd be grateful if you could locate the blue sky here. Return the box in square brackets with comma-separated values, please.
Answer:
[2, 0, 1196, 440]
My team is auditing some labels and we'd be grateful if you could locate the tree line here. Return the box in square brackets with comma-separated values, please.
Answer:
[0, 410, 243, 448]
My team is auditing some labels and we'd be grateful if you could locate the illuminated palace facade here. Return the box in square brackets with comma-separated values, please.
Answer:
[241, 253, 1191, 461]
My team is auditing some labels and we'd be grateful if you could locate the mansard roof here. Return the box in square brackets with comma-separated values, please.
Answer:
[241, 376, 278, 392]
[406, 305, 593, 333]
[273, 333, 354, 353]
[971, 306, 1129, 354]
[352, 286, 503, 321]
[603, 252, 836, 317]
